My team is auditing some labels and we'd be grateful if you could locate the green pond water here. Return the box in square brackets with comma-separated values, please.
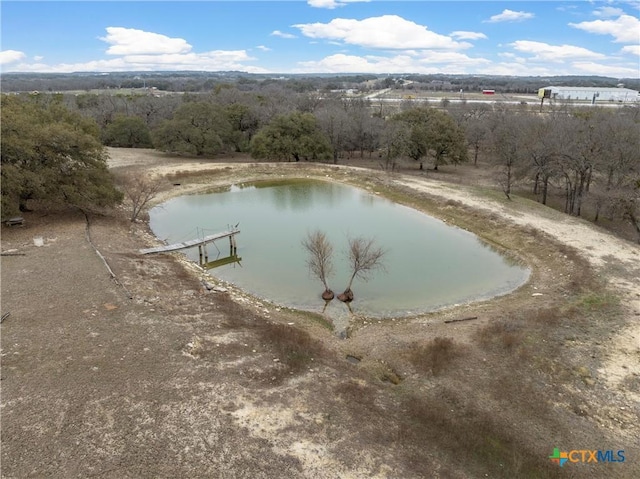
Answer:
[149, 179, 529, 320]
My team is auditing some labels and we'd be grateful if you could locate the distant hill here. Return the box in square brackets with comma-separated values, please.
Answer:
[1, 71, 638, 94]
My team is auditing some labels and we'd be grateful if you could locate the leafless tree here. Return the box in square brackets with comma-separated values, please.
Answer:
[452, 103, 491, 167]
[339, 236, 386, 302]
[315, 100, 351, 164]
[487, 110, 527, 200]
[518, 113, 562, 205]
[591, 111, 640, 224]
[378, 121, 408, 172]
[117, 173, 166, 222]
[301, 230, 335, 300]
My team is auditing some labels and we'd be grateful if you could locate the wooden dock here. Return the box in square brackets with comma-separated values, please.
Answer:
[139, 230, 240, 256]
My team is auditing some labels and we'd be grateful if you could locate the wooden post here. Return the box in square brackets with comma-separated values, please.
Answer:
[198, 245, 203, 265]
[204, 242, 209, 263]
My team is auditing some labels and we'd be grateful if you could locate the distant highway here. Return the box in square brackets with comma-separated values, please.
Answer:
[361, 95, 636, 108]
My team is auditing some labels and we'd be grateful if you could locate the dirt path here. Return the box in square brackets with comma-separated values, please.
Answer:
[394, 176, 640, 401]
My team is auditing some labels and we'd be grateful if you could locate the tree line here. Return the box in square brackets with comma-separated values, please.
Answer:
[469, 105, 640, 236]
[3, 72, 638, 95]
[2, 90, 638, 241]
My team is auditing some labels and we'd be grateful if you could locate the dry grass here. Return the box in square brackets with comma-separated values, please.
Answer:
[407, 337, 467, 376]
[476, 319, 527, 352]
[334, 380, 380, 410]
[214, 293, 329, 380]
[397, 389, 557, 478]
[165, 167, 232, 182]
[256, 322, 326, 374]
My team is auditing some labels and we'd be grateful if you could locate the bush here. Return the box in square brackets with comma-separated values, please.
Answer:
[257, 322, 325, 373]
[408, 337, 464, 375]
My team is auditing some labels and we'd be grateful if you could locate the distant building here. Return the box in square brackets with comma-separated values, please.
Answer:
[538, 86, 639, 103]
[329, 88, 358, 95]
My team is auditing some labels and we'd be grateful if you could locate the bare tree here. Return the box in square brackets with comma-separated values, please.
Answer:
[518, 113, 562, 205]
[378, 120, 408, 172]
[452, 103, 491, 167]
[339, 236, 386, 302]
[592, 111, 640, 224]
[487, 110, 527, 200]
[315, 100, 351, 164]
[118, 173, 166, 222]
[301, 230, 335, 300]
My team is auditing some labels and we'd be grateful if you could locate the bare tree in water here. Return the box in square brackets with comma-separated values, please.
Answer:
[339, 236, 386, 302]
[301, 230, 335, 300]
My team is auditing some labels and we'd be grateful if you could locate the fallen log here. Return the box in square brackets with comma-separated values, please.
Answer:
[444, 316, 478, 324]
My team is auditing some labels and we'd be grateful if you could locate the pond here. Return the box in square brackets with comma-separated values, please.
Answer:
[149, 179, 529, 322]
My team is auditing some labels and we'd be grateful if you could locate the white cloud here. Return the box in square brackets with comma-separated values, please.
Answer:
[510, 40, 605, 62]
[0, 50, 26, 64]
[486, 9, 535, 23]
[296, 53, 372, 72]
[292, 40, 638, 77]
[571, 61, 640, 77]
[307, 0, 369, 8]
[451, 31, 487, 41]
[100, 27, 192, 55]
[4, 54, 271, 74]
[6, 58, 131, 73]
[475, 59, 637, 78]
[33, 55, 44, 61]
[122, 50, 254, 67]
[294, 51, 490, 74]
[569, 14, 640, 43]
[3, 45, 269, 74]
[621, 45, 640, 56]
[478, 62, 550, 76]
[6, 27, 264, 73]
[256, 45, 271, 52]
[271, 30, 296, 39]
[293, 15, 470, 50]
[593, 7, 624, 18]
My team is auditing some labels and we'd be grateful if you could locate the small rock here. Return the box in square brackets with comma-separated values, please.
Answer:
[576, 366, 591, 378]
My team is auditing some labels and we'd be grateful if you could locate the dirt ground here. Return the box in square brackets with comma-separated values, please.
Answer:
[1, 147, 639, 478]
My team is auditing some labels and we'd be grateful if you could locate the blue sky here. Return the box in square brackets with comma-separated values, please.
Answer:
[1, 1, 639, 77]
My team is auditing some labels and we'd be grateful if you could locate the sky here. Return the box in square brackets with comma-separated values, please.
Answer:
[1, 1, 639, 78]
